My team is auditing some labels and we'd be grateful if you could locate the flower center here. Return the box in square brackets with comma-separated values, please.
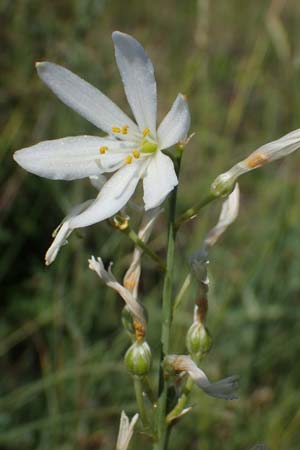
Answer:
[107, 125, 158, 164]
[140, 139, 158, 154]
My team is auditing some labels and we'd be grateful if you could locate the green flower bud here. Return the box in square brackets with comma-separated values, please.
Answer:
[124, 341, 152, 376]
[186, 322, 212, 358]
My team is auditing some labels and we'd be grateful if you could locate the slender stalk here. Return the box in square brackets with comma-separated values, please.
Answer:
[134, 376, 150, 429]
[125, 227, 166, 272]
[154, 154, 182, 450]
[175, 192, 217, 230]
[173, 273, 192, 312]
[166, 377, 193, 423]
[142, 375, 157, 405]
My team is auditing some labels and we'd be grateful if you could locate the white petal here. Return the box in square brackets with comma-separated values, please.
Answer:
[45, 199, 93, 265]
[112, 31, 157, 136]
[116, 411, 139, 450]
[36, 62, 139, 136]
[143, 152, 178, 210]
[45, 222, 72, 266]
[89, 174, 107, 190]
[70, 161, 146, 228]
[158, 94, 191, 150]
[204, 183, 240, 247]
[14, 136, 121, 180]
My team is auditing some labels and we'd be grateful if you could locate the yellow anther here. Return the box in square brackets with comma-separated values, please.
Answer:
[112, 126, 121, 133]
[125, 155, 133, 164]
[121, 125, 129, 135]
[99, 146, 108, 154]
[143, 128, 150, 137]
[132, 150, 140, 159]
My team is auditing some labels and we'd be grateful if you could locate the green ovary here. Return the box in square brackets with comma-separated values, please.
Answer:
[140, 140, 158, 154]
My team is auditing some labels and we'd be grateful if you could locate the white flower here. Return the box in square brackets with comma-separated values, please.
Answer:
[14, 32, 191, 230]
[88, 256, 146, 328]
[116, 411, 139, 450]
[212, 129, 300, 195]
[165, 355, 239, 400]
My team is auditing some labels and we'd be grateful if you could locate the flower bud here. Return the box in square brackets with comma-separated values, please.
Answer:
[124, 341, 152, 376]
[186, 322, 212, 358]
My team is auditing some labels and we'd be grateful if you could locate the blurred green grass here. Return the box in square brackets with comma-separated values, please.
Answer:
[1, 0, 300, 448]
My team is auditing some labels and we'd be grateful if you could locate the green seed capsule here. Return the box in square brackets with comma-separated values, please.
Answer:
[124, 341, 152, 376]
[186, 322, 212, 358]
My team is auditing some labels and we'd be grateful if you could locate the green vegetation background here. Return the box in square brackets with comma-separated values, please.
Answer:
[1, 0, 300, 449]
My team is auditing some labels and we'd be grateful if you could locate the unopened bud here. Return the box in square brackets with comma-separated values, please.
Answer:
[124, 341, 152, 376]
[186, 322, 212, 358]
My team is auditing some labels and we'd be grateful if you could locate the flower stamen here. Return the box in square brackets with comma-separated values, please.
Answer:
[121, 125, 129, 135]
[125, 155, 133, 164]
[132, 150, 140, 159]
[99, 146, 108, 154]
[143, 128, 150, 137]
[112, 126, 121, 133]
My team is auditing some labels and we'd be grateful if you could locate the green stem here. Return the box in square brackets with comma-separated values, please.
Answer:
[134, 376, 150, 429]
[175, 192, 217, 230]
[154, 155, 181, 450]
[173, 273, 192, 313]
[125, 227, 166, 272]
[166, 377, 193, 424]
[142, 375, 157, 405]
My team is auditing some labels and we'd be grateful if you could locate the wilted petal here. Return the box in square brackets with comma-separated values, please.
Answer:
[244, 128, 300, 168]
[69, 161, 146, 228]
[166, 355, 239, 400]
[14, 136, 121, 180]
[36, 62, 139, 137]
[123, 207, 162, 297]
[143, 151, 178, 210]
[158, 94, 191, 150]
[45, 199, 93, 265]
[201, 375, 239, 400]
[116, 411, 139, 450]
[204, 183, 239, 247]
[88, 256, 145, 326]
[212, 129, 300, 194]
[113, 31, 157, 136]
